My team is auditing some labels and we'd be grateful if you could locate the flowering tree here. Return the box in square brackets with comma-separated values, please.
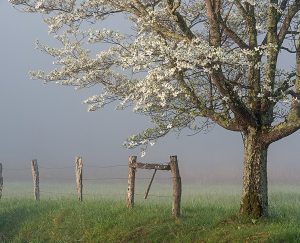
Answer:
[10, 0, 300, 218]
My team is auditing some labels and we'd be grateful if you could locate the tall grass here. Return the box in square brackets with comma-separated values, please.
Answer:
[1, 184, 300, 242]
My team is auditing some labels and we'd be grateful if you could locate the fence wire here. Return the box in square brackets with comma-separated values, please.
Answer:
[1, 161, 174, 200]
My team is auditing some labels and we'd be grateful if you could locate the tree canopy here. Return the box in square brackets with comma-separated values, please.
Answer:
[10, 0, 300, 150]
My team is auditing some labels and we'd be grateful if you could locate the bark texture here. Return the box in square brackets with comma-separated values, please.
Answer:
[75, 156, 83, 202]
[170, 156, 182, 218]
[0, 163, 3, 199]
[240, 129, 268, 218]
[127, 156, 136, 208]
[31, 159, 40, 201]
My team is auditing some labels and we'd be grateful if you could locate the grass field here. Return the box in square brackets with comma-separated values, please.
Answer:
[1, 183, 300, 242]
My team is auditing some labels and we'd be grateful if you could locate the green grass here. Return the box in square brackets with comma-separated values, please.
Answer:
[1, 187, 300, 242]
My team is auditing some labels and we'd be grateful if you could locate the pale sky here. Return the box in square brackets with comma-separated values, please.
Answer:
[1, 1, 300, 184]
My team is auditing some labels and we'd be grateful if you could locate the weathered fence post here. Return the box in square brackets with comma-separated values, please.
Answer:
[75, 156, 83, 202]
[127, 156, 136, 208]
[0, 163, 3, 199]
[170, 156, 181, 218]
[31, 159, 40, 201]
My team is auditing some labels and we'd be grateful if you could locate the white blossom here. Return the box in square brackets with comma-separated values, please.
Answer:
[9, 0, 300, 151]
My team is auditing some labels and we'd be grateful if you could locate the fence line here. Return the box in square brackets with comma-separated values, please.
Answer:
[4, 167, 31, 171]
[39, 176, 75, 181]
[1, 190, 171, 198]
[0, 156, 178, 215]
[82, 164, 128, 168]
[5, 164, 128, 171]
[35, 191, 171, 198]
[135, 193, 171, 198]
[38, 165, 129, 170]
[39, 166, 74, 170]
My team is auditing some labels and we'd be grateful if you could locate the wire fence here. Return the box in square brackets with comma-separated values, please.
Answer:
[0, 159, 174, 201]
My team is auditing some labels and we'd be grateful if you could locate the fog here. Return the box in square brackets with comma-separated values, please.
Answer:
[1, 1, 299, 185]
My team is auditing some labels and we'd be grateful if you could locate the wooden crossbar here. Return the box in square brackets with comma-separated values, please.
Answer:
[130, 162, 170, 170]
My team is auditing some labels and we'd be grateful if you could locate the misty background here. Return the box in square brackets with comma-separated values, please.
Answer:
[0, 1, 299, 185]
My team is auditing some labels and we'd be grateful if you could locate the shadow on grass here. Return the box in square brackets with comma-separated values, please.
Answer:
[201, 205, 300, 243]
[178, 199, 300, 242]
[0, 199, 56, 242]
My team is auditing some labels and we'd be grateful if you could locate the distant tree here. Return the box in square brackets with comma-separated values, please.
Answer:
[10, 0, 300, 218]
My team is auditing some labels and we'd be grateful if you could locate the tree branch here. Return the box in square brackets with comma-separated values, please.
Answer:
[176, 71, 240, 131]
[217, 10, 249, 49]
[209, 70, 258, 129]
[280, 46, 296, 53]
[263, 116, 300, 144]
[261, 0, 290, 46]
[278, 1, 300, 47]
[167, 0, 195, 39]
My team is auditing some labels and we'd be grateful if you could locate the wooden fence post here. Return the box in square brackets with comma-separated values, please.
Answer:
[170, 156, 181, 218]
[31, 159, 40, 201]
[0, 163, 3, 199]
[127, 156, 136, 208]
[75, 156, 83, 201]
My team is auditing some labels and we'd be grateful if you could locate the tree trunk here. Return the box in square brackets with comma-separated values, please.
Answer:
[240, 129, 268, 218]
